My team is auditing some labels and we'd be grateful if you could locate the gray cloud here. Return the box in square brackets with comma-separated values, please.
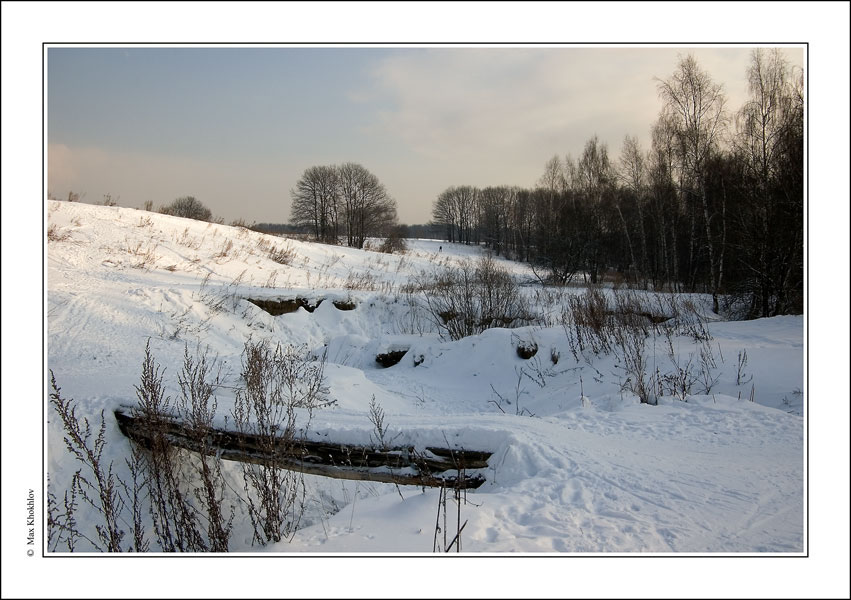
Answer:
[363, 46, 802, 159]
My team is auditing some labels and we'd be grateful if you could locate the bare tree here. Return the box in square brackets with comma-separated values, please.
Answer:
[454, 186, 478, 245]
[538, 154, 566, 194]
[578, 135, 615, 196]
[478, 186, 512, 255]
[419, 52, 801, 315]
[577, 135, 615, 283]
[733, 49, 804, 316]
[617, 135, 649, 281]
[290, 165, 340, 243]
[338, 162, 398, 248]
[648, 112, 685, 289]
[657, 54, 728, 311]
[738, 49, 793, 186]
[432, 185, 479, 246]
[432, 186, 460, 243]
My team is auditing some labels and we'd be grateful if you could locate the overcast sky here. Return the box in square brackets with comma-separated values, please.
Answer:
[47, 45, 803, 225]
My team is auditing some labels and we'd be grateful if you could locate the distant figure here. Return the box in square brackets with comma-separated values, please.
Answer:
[439, 245, 442, 252]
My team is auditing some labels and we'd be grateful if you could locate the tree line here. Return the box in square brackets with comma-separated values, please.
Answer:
[430, 50, 804, 319]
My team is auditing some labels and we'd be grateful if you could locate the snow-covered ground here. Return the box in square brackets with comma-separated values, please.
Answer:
[45, 200, 804, 554]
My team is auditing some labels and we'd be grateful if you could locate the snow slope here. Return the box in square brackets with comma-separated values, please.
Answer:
[46, 200, 804, 553]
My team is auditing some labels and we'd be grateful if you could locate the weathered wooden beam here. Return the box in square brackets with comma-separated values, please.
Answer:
[424, 447, 492, 469]
[113, 408, 490, 489]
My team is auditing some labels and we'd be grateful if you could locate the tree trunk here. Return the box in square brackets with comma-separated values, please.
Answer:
[700, 183, 718, 313]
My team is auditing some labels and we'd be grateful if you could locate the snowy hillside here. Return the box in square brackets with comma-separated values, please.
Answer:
[45, 200, 804, 553]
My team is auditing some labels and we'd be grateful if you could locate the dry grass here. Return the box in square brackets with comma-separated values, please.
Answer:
[126, 239, 159, 270]
[268, 242, 296, 265]
[213, 239, 234, 261]
[176, 227, 202, 249]
[47, 223, 71, 242]
[343, 270, 380, 291]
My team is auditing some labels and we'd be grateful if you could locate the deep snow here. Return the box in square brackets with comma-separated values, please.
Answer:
[44, 200, 804, 554]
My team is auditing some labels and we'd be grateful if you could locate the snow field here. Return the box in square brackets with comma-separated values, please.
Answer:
[46, 201, 804, 553]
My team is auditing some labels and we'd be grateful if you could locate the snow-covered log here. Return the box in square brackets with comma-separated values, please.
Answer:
[113, 407, 490, 489]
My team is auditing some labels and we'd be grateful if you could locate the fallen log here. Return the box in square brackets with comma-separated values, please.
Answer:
[113, 407, 490, 489]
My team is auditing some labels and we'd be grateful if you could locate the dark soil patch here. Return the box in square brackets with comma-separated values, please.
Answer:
[516, 341, 538, 360]
[641, 312, 672, 324]
[376, 349, 409, 368]
[247, 297, 323, 315]
[605, 309, 671, 325]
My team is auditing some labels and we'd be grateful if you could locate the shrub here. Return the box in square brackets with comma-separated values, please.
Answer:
[232, 341, 332, 545]
[379, 226, 408, 254]
[48, 340, 337, 552]
[419, 254, 535, 341]
[48, 371, 145, 551]
[160, 196, 212, 222]
[132, 341, 207, 551]
[174, 344, 233, 551]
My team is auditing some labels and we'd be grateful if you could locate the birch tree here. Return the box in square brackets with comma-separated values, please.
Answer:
[657, 54, 728, 312]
